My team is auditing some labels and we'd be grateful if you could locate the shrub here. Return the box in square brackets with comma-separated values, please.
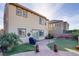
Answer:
[72, 33, 79, 41]
[45, 34, 54, 39]
[0, 33, 22, 52]
[72, 34, 78, 39]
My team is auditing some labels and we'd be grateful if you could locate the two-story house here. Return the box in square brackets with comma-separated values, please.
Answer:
[48, 20, 69, 37]
[4, 3, 49, 43]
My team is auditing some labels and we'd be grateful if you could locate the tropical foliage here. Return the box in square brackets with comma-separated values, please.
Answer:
[0, 33, 22, 52]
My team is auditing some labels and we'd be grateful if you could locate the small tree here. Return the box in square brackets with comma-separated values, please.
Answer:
[0, 33, 22, 52]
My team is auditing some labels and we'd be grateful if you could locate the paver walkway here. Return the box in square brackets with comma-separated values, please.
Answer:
[12, 40, 79, 56]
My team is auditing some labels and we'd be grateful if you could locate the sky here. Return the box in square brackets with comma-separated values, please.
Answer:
[0, 3, 79, 30]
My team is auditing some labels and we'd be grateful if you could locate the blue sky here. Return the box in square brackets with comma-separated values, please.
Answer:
[0, 3, 79, 30]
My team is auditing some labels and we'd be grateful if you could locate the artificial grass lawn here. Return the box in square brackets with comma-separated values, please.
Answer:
[47, 38, 78, 51]
[3, 43, 35, 56]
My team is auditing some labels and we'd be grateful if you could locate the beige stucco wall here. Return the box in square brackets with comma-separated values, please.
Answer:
[6, 4, 48, 43]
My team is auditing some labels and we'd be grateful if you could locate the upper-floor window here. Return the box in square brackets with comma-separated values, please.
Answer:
[39, 17, 46, 25]
[53, 24, 55, 27]
[23, 11, 28, 17]
[16, 8, 22, 16]
[44, 19, 46, 25]
[50, 24, 53, 28]
[16, 7, 28, 18]
[45, 22, 46, 25]
[39, 17, 42, 24]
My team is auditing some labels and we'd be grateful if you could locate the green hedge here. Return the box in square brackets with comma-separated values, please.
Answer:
[45, 34, 54, 39]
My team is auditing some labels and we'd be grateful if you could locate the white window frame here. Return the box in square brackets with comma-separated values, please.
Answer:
[16, 8, 22, 16]
[18, 28, 26, 37]
[39, 30, 44, 37]
[23, 10, 28, 17]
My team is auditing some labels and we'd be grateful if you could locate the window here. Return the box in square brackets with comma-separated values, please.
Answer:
[53, 24, 55, 27]
[44, 19, 46, 25]
[16, 7, 28, 18]
[39, 30, 44, 36]
[45, 22, 46, 25]
[50, 24, 53, 28]
[44, 20, 47, 25]
[16, 8, 22, 16]
[18, 28, 26, 37]
[39, 17, 42, 24]
[23, 11, 27, 17]
[39, 17, 46, 25]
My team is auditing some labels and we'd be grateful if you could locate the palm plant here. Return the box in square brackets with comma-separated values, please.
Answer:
[0, 33, 22, 52]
